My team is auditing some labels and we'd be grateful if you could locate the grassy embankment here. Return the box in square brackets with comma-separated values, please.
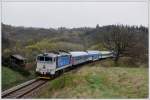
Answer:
[36, 59, 148, 98]
[2, 66, 36, 90]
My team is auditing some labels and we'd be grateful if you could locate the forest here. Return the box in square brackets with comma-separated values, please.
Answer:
[2, 23, 148, 66]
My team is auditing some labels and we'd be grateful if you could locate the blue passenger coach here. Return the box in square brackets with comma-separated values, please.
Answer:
[100, 51, 114, 58]
[69, 51, 89, 65]
[87, 50, 101, 61]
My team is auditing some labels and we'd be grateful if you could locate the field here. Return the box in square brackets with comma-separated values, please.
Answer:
[2, 66, 35, 90]
[36, 59, 148, 98]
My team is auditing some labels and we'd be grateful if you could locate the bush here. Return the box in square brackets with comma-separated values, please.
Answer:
[6, 65, 31, 77]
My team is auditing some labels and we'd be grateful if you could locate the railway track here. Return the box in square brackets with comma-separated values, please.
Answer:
[2, 60, 104, 98]
[1, 64, 85, 98]
[2, 79, 48, 98]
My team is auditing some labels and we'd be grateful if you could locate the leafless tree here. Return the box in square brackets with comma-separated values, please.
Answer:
[102, 25, 134, 63]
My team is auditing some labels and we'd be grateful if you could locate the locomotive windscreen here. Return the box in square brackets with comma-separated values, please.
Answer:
[37, 56, 44, 61]
[37, 56, 52, 62]
[45, 57, 52, 62]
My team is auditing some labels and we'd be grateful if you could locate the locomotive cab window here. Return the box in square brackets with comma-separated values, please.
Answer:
[37, 56, 44, 61]
[37, 56, 53, 63]
[45, 57, 52, 62]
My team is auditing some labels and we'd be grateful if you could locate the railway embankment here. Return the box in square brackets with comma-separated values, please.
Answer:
[2, 66, 36, 90]
[2, 58, 148, 98]
[35, 59, 148, 98]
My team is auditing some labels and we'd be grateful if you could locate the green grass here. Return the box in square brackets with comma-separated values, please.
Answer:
[36, 60, 148, 98]
[2, 66, 36, 90]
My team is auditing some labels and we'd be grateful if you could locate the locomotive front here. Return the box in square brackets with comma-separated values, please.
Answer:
[36, 53, 57, 75]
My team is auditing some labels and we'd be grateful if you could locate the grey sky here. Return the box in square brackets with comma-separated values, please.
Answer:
[2, 2, 148, 28]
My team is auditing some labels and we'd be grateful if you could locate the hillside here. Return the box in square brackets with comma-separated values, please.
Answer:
[2, 23, 148, 63]
[2, 23, 148, 51]
[35, 59, 148, 98]
[2, 66, 36, 90]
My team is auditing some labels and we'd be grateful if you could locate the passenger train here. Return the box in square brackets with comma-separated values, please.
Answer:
[36, 50, 114, 76]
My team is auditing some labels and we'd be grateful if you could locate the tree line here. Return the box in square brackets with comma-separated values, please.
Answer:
[2, 23, 148, 67]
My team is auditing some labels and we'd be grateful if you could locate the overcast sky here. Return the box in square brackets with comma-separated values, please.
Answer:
[2, 1, 148, 28]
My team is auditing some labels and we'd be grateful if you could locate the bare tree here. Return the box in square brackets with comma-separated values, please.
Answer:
[102, 25, 133, 63]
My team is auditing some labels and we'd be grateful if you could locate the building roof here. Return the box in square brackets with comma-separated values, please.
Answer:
[11, 54, 26, 60]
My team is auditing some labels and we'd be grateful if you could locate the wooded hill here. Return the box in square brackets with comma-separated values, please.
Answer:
[2, 23, 148, 65]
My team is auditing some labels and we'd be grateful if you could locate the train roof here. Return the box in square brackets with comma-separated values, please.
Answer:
[37, 52, 70, 57]
[87, 50, 100, 54]
[37, 50, 113, 57]
[37, 53, 57, 57]
[58, 52, 71, 56]
[99, 51, 112, 54]
[69, 51, 88, 57]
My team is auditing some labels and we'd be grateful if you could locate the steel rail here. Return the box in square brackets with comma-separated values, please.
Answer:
[2, 79, 48, 98]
